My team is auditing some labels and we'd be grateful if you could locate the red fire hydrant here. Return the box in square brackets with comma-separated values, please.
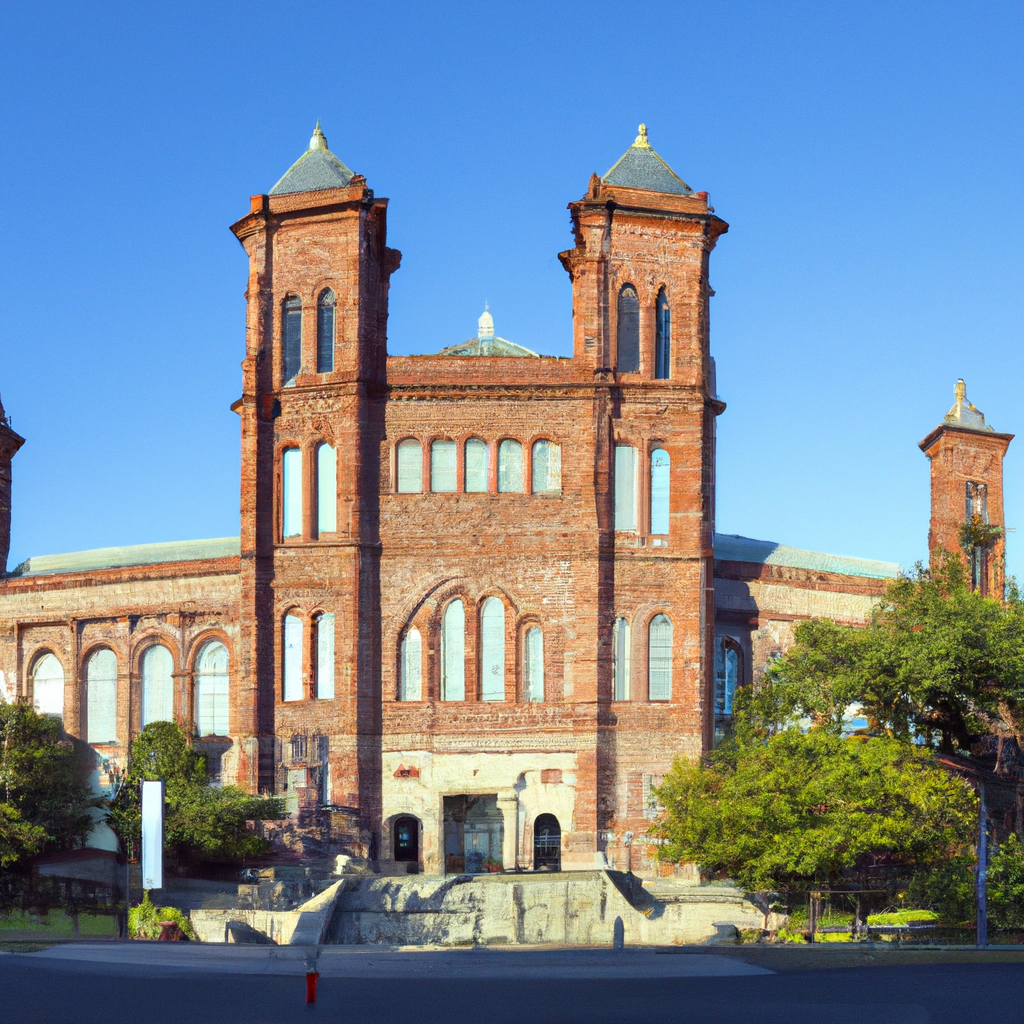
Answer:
[305, 950, 320, 1003]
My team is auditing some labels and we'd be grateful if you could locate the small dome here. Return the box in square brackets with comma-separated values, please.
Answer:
[477, 305, 495, 340]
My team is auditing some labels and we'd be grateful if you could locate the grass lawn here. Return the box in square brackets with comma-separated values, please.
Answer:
[0, 911, 118, 937]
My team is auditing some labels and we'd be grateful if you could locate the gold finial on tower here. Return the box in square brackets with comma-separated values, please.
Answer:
[310, 120, 328, 151]
[634, 124, 651, 149]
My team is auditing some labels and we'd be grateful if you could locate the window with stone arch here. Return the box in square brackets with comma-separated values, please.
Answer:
[714, 635, 742, 747]
[400, 627, 422, 701]
[648, 614, 673, 701]
[281, 294, 302, 384]
[141, 644, 174, 726]
[650, 448, 670, 535]
[440, 600, 465, 701]
[464, 438, 489, 492]
[317, 288, 335, 373]
[316, 443, 337, 534]
[531, 440, 561, 494]
[655, 287, 671, 379]
[497, 439, 523, 493]
[195, 640, 229, 737]
[396, 439, 423, 493]
[479, 597, 505, 702]
[617, 284, 640, 373]
[282, 447, 302, 538]
[85, 648, 118, 744]
[524, 626, 544, 703]
[31, 652, 64, 721]
[613, 617, 631, 701]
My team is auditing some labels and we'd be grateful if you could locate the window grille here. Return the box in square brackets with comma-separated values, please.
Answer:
[316, 288, 335, 373]
[648, 614, 673, 701]
[289, 733, 308, 763]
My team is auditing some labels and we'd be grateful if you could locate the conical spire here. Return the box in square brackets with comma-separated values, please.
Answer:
[310, 120, 328, 151]
[269, 122, 355, 196]
[944, 378, 993, 433]
[602, 124, 693, 196]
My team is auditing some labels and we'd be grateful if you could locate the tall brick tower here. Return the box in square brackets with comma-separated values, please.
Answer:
[920, 379, 1013, 597]
[230, 124, 401, 828]
[0, 395, 25, 574]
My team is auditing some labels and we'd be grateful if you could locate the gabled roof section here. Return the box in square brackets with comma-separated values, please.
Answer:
[438, 337, 540, 357]
[714, 533, 901, 581]
[8, 537, 241, 578]
[603, 124, 694, 196]
[269, 122, 355, 196]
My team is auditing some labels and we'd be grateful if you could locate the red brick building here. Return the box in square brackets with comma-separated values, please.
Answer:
[0, 126, 1004, 875]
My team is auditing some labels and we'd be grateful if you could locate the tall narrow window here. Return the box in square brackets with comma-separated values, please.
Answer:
[617, 284, 640, 373]
[655, 288, 671, 379]
[650, 448, 670, 535]
[32, 653, 64, 721]
[613, 618, 631, 701]
[431, 440, 457, 492]
[317, 288, 335, 373]
[441, 600, 465, 701]
[614, 445, 637, 531]
[648, 614, 673, 701]
[141, 644, 174, 726]
[283, 614, 304, 702]
[966, 481, 988, 521]
[532, 440, 562, 494]
[282, 447, 302, 538]
[524, 627, 544, 703]
[400, 628, 422, 701]
[86, 648, 118, 744]
[196, 640, 229, 737]
[480, 597, 505, 701]
[316, 444, 337, 534]
[282, 295, 302, 383]
[465, 438, 489, 492]
[315, 613, 335, 699]
[397, 440, 423, 493]
[498, 439, 523, 492]
[714, 636, 741, 746]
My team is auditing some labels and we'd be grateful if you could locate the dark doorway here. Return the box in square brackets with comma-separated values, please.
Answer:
[533, 813, 561, 871]
[393, 816, 419, 862]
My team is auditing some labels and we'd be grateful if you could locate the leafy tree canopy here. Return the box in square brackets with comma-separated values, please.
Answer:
[108, 721, 284, 864]
[0, 700, 95, 868]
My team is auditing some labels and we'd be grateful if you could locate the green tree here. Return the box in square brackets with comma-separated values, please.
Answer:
[652, 729, 977, 892]
[108, 721, 284, 864]
[0, 700, 95, 867]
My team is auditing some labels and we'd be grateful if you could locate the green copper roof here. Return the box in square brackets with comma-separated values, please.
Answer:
[270, 122, 355, 196]
[714, 533, 901, 580]
[9, 537, 241, 578]
[603, 124, 693, 196]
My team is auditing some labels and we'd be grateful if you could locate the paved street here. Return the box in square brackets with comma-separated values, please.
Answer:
[2, 943, 1024, 1023]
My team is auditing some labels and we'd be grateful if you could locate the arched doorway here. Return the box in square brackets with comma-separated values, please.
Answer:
[393, 816, 419, 863]
[533, 813, 561, 871]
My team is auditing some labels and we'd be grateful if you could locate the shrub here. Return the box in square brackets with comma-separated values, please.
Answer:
[128, 891, 196, 940]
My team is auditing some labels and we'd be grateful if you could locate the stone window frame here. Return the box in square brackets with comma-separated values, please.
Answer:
[309, 607, 336, 701]
[26, 647, 66, 722]
[80, 643, 121, 747]
[279, 293, 303, 385]
[130, 631, 182, 734]
[187, 630, 234, 739]
[645, 611, 674, 702]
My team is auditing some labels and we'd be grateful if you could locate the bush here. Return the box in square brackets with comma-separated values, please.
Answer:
[128, 891, 196, 940]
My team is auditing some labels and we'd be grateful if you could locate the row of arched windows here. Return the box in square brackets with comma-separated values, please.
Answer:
[282, 289, 335, 383]
[396, 438, 561, 495]
[282, 612, 335, 701]
[29, 641, 231, 743]
[615, 445, 671, 534]
[281, 443, 337, 539]
[612, 614, 673, 701]
[617, 285, 671, 378]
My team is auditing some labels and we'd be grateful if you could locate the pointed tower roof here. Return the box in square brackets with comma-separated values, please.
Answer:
[602, 124, 693, 195]
[269, 121, 355, 196]
[944, 378, 994, 433]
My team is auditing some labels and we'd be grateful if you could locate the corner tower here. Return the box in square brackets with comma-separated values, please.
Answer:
[920, 380, 1013, 597]
[230, 123, 401, 819]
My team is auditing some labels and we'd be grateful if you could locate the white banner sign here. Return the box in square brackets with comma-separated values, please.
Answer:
[141, 780, 164, 891]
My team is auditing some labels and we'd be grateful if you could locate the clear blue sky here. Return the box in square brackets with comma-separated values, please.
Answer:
[1, 1, 1021, 576]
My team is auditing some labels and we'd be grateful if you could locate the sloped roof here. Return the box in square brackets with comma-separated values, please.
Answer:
[270, 122, 354, 196]
[437, 336, 540, 357]
[9, 537, 241, 578]
[714, 533, 901, 580]
[603, 124, 693, 195]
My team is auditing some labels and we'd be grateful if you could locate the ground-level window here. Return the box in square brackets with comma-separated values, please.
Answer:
[315, 613, 335, 699]
[614, 445, 637, 531]
[282, 447, 302, 538]
[480, 597, 505, 701]
[394, 816, 419, 862]
[441, 600, 465, 701]
[613, 617, 631, 700]
[400, 628, 422, 701]
[86, 648, 118, 744]
[141, 644, 174, 726]
[648, 614, 673, 700]
[283, 615, 304, 702]
[32, 653, 64, 721]
[195, 640, 229, 737]
[497, 439, 523, 492]
[397, 439, 423, 493]
[533, 813, 561, 871]
[524, 627, 544, 702]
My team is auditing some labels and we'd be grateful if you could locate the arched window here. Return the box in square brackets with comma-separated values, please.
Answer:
[86, 648, 118, 744]
[283, 614, 304, 702]
[441, 600, 465, 701]
[714, 636, 741, 717]
[397, 439, 423, 493]
[480, 597, 505, 701]
[32, 653, 64, 721]
[648, 614, 673, 701]
[616, 284, 640, 373]
[394, 815, 420, 862]
[141, 644, 174, 726]
[315, 613, 335, 699]
[532, 440, 561, 493]
[282, 447, 302, 538]
[655, 287, 671, 379]
[498, 439, 523, 493]
[195, 640, 229, 737]
[400, 627, 422, 701]
[613, 617, 630, 701]
[465, 438, 489, 492]
[316, 444, 337, 534]
[614, 445, 637, 531]
[317, 288, 335, 373]
[650, 448, 670, 535]
[533, 813, 561, 871]
[431, 440, 457, 492]
[282, 295, 302, 384]
[524, 627, 544, 703]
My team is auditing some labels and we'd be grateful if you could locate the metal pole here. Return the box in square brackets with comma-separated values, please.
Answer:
[977, 782, 988, 948]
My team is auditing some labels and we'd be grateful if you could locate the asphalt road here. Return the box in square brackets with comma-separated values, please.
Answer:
[2, 945, 1023, 1023]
